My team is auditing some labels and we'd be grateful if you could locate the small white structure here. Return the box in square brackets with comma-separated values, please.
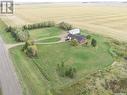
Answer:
[68, 29, 80, 35]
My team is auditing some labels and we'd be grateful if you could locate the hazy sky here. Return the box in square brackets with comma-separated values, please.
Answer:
[13, 0, 127, 3]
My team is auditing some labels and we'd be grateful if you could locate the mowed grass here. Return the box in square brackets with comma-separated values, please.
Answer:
[0, 19, 63, 43]
[29, 27, 63, 40]
[10, 34, 113, 95]
[37, 37, 60, 43]
[0, 20, 16, 44]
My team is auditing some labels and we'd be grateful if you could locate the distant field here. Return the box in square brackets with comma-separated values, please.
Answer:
[1, 3, 127, 42]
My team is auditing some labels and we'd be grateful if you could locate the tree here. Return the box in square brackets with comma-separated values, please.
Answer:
[91, 38, 97, 47]
[22, 21, 55, 30]
[58, 22, 73, 30]
[57, 62, 76, 79]
[5, 26, 16, 32]
[22, 40, 38, 57]
[86, 35, 91, 40]
[65, 66, 76, 78]
[16, 30, 29, 42]
[22, 40, 33, 51]
[70, 39, 79, 46]
[26, 45, 38, 57]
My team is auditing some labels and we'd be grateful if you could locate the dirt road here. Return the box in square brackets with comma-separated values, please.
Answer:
[7, 32, 67, 49]
[0, 37, 22, 95]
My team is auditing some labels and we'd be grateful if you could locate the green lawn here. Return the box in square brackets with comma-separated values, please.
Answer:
[10, 34, 113, 95]
[0, 19, 63, 44]
[37, 37, 61, 43]
[0, 18, 113, 95]
[0, 20, 16, 44]
[29, 27, 63, 40]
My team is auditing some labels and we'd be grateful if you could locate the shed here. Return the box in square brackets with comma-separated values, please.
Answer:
[68, 29, 80, 35]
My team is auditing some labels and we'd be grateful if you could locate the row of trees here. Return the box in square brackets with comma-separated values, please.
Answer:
[22, 40, 38, 57]
[5, 21, 73, 42]
[57, 62, 76, 78]
[22, 21, 73, 30]
[58, 22, 73, 30]
[5, 26, 30, 42]
[22, 21, 55, 30]
[5, 22, 55, 42]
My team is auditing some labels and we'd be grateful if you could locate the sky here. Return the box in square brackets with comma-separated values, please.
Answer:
[13, 0, 127, 3]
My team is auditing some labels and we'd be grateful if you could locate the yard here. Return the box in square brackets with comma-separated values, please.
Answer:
[0, 19, 63, 44]
[0, 18, 113, 95]
[0, 20, 16, 44]
[10, 33, 113, 95]
[29, 27, 63, 40]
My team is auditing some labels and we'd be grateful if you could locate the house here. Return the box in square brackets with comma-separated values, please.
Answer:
[66, 34, 86, 44]
[66, 28, 86, 44]
[68, 29, 80, 35]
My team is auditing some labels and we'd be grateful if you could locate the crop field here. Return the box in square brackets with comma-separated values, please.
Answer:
[1, 3, 127, 42]
[0, 3, 126, 95]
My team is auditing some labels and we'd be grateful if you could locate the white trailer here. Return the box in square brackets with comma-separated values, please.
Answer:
[68, 29, 80, 35]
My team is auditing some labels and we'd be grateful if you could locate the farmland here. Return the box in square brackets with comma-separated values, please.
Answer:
[1, 3, 127, 42]
[0, 2, 127, 95]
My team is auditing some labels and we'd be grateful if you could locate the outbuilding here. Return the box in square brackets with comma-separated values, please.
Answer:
[68, 29, 80, 35]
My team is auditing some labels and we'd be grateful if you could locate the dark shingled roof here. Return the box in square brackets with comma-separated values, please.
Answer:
[67, 34, 86, 42]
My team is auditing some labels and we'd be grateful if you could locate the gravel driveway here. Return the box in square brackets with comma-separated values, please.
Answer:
[0, 37, 22, 95]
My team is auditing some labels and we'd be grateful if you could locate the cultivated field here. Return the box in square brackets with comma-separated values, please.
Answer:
[0, 3, 127, 95]
[1, 3, 127, 42]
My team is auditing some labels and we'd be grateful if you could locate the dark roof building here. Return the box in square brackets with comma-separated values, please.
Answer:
[66, 34, 86, 43]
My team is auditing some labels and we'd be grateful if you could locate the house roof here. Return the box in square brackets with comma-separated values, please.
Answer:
[75, 35, 85, 42]
[67, 34, 86, 42]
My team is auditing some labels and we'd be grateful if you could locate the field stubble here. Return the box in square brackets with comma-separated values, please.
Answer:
[1, 3, 127, 42]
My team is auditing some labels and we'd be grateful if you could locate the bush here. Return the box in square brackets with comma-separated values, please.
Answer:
[22, 21, 55, 30]
[6, 26, 30, 42]
[11, 28, 18, 38]
[57, 62, 76, 78]
[5, 26, 16, 32]
[26, 45, 38, 57]
[70, 39, 79, 46]
[65, 67, 76, 78]
[58, 22, 73, 30]
[22, 40, 33, 51]
[86, 35, 91, 39]
[91, 38, 97, 47]
[16, 30, 30, 42]
[22, 40, 38, 57]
